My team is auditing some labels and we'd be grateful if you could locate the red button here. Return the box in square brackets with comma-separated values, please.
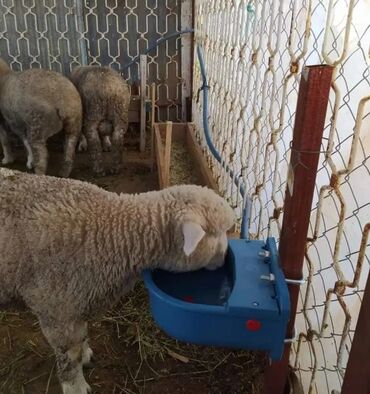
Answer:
[183, 295, 194, 303]
[246, 319, 261, 331]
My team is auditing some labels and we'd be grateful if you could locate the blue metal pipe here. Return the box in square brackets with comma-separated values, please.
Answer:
[196, 46, 251, 239]
[121, 29, 195, 71]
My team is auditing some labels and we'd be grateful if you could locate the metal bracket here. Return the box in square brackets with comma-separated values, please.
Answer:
[285, 277, 306, 285]
[260, 273, 306, 286]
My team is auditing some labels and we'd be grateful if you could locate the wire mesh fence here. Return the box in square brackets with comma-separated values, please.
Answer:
[192, 1, 370, 393]
[0, 0, 184, 121]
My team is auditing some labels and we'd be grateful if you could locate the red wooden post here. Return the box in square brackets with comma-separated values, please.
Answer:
[342, 269, 370, 394]
[263, 65, 334, 394]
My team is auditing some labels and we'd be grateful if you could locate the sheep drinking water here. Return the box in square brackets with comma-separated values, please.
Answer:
[0, 168, 235, 394]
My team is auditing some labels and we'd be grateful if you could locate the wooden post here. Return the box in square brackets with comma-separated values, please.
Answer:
[263, 65, 334, 394]
[139, 55, 147, 152]
[342, 267, 370, 394]
[162, 121, 172, 188]
[154, 124, 164, 189]
[150, 83, 156, 172]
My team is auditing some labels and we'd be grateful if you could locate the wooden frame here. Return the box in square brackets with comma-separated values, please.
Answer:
[153, 122, 218, 191]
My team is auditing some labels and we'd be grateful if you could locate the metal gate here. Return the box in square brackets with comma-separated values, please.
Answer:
[0, 0, 192, 122]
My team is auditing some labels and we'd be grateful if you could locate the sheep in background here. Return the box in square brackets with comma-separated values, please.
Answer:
[70, 65, 130, 176]
[0, 58, 14, 166]
[0, 168, 235, 394]
[0, 58, 82, 177]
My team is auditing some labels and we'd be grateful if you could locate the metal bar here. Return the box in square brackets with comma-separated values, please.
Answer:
[263, 65, 334, 394]
[154, 124, 164, 189]
[341, 272, 370, 394]
[139, 55, 147, 153]
[180, 0, 193, 122]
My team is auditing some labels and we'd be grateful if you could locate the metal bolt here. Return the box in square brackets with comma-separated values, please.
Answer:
[260, 273, 275, 281]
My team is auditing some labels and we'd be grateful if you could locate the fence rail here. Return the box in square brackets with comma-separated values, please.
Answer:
[192, 1, 370, 393]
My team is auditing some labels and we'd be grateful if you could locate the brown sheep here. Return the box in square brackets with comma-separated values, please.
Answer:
[0, 58, 82, 177]
[70, 65, 130, 176]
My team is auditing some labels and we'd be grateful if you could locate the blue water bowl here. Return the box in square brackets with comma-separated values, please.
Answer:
[142, 237, 290, 361]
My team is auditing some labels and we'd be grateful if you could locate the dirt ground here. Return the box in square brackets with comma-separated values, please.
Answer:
[0, 132, 266, 394]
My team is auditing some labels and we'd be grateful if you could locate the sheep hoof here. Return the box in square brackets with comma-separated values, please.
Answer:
[78, 141, 88, 152]
[62, 378, 91, 394]
[1, 156, 15, 166]
[59, 169, 72, 178]
[108, 165, 122, 175]
[93, 167, 106, 177]
[102, 145, 112, 152]
[82, 345, 94, 366]
[78, 135, 88, 152]
[94, 171, 106, 178]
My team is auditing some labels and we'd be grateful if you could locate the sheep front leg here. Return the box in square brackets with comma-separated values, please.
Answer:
[31, 140, 48, 175]
[0, 126, 15, 165]
[40, 319, 91, 394]
[85, 120, 105, 176]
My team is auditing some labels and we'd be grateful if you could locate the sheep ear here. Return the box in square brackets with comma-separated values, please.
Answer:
[182, 222, 205, 256]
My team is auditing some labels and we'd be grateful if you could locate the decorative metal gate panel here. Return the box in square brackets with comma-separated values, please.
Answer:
[0, 0, 188, 121]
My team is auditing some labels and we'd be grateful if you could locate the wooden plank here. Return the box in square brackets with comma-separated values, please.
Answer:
[162, 121, 173, 188]
[150, 83, 156, 172]
[180, 0, 193, 122]
[158, 122, 187, 144]
[154, 123, 164, 189]
[263, 65, 334, 394]
[153, 121, 220, 192]
[139, 55, 147, 152]
[186, 123, 218, 191]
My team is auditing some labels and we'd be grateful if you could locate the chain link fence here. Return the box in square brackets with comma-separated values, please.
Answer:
[192, 1, 370, 393]
[0, 0, 184, 121]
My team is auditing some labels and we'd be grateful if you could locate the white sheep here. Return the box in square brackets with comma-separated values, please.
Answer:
[69, 65, 131, 176]
[0, 168, 235, 394]
[0, 58, 82, 177]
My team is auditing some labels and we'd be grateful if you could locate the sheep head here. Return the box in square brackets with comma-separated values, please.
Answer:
[162, 185, 236, 273]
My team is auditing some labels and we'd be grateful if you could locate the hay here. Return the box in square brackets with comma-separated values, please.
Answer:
[169, 140, 203, 186]
[101, 281, 266, 388]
